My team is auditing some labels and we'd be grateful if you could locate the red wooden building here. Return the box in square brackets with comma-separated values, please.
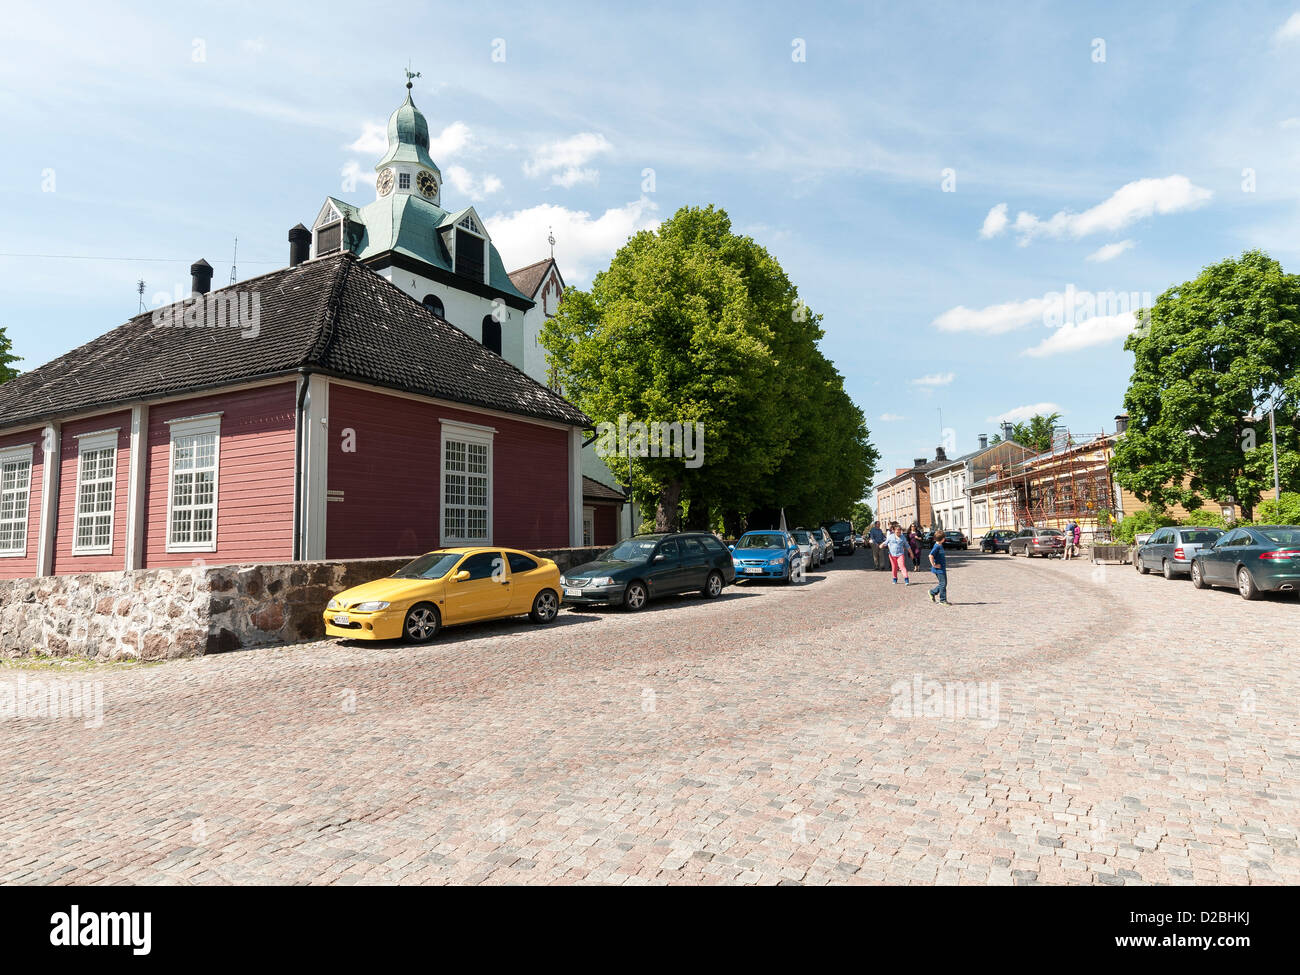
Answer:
[0, 253, 589, 580]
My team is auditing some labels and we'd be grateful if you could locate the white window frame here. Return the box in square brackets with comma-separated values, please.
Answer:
[165, 413, 222, 553]
[440, 419, 495, 546]
[0, 443, 34, 558]
[71, 428, 120, 556]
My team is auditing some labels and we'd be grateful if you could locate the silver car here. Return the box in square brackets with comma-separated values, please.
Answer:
[1135, 525, 1225, 579]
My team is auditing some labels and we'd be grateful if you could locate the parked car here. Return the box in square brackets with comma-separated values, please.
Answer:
[823, 520, 856, 555]
[1190, 525, 1300, 600]
[791, 529, 821, 569]
[941, 531, 969, 550]
[812, 526, 835, 563]
[1007, 528, 1066, 557]
[1135, 526, 1225, 579]
[730, 530, 802, 583]
[560, 532, 735, 610]
[324, 547, 561, 643]
[980, 529, 1015, 553]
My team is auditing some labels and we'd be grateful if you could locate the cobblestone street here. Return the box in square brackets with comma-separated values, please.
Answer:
[2, 551, 1296, 885]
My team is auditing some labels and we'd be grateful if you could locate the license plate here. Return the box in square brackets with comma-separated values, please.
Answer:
[564, 588, 582, 598]
[744, 567, 763, 574]
[332, 613, 349, 625]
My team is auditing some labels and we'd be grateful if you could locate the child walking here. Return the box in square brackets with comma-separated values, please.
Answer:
[928, 530, 950, 605]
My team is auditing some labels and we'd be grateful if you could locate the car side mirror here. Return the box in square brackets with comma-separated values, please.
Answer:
[454, 570, 471, 582]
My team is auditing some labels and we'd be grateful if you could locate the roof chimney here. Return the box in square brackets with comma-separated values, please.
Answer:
[935, 446, 947, 462]
[190, 259, 213, 296]
[978, 434, 988, 449]
[1114, 413, 1129, 435]
[289, 224, 311, 267]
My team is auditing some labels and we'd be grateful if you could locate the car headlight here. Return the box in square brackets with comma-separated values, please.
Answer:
[588, 577, 614, 587]
[327, 598, 341, 610]
[354, 601, 390, 612]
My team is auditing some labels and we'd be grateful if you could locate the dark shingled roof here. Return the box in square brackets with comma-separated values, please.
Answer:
[582, 476, 626, 502]
[507, 257, 560, 299]
[0, 253, 588, 430]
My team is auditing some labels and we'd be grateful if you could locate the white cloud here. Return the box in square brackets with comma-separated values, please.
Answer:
[880, 413, 905, 422]
[987, 403, 1064, 424]
[1275, 12, 1300, 41]
[1006, 175, 1211, 242]
[932, 297, 1051, 334]
[979, 203, 1009, 238]
[1022, 311, 1137, 358]
[347, 120, 474, 162]
[911, 372, 955, 387]
[523, 133, 612, 187]
[446, 165, 503, 201]
[485, 196, 660, 283]
[1085, 239, 1135, 262]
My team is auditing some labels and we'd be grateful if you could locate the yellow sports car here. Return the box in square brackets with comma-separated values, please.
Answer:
[323, 547, 562, 643]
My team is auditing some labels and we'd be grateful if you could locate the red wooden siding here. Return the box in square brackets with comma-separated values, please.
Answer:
[327, 382, 571, 559]
[0, 428, 45, 580]
[143, 383, 297, 568]
[593, 503, 618, 546]
[51, 411, 131, 574]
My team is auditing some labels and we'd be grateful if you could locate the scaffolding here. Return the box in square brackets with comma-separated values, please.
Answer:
[1001, 430, 1118, 540]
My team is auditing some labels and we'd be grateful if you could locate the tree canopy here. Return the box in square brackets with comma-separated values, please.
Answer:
[541, 205, 878, 532]
[1112, 250, 1300, 519]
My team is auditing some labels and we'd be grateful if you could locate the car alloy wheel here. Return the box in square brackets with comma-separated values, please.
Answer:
[530, 589, 559, 623]
[403, 603, 441, 643]
[702, 570, 724, 598]
[1191, 562, 1206, 589]
[1162, 559, 1174, 580]
[1237, 567, 1260, 601]
[623, 581, 648, 611]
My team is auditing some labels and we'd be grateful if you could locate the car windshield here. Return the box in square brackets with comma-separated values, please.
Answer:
[793, 531, 812, 543]
[1260, 528, 1300, 546]
[1181, 530, 1224, 544]
[392, 552, 463, 580]
[736, 533, 785, 549]
[601, 538, 660, 561]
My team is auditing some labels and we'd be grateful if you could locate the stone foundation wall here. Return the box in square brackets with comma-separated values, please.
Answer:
[0, 547, 606, 660]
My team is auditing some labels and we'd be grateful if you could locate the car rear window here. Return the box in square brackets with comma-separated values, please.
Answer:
[1180, 530, 1223, 544]
[1260, 528, 1300, 546]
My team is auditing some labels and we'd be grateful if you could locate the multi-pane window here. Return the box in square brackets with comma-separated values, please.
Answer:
[441, 422, 493, 545]
[0, 446, 33, 556]
[73, 431, 117, 554]
[167, 415, 220, 551]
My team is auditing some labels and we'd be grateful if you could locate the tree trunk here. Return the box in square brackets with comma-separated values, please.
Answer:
[655, 479, 683, 531]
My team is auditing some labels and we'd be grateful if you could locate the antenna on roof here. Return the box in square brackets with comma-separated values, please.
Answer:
[229, 236, 238, 285]
[136, 279, 146, 313]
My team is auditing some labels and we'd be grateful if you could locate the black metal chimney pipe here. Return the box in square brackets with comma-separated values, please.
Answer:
[289, 224, 311, 267]
[190, 259, 213, 296]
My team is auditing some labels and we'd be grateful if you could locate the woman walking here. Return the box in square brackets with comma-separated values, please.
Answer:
[885, 525, 911, 584]
[907, 525, 922, 572]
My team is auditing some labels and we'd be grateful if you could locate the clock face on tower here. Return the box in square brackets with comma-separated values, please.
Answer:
[376, 168, 395, 197]
[417, 170, 438, 199]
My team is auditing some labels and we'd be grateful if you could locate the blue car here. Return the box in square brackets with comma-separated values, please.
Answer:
[729, 530, 803, 583]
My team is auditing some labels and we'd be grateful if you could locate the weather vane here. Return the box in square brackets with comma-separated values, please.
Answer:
[404, 63, 421, 89]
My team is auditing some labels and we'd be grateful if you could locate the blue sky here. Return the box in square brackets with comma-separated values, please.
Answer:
[3, 1, 1299, 501]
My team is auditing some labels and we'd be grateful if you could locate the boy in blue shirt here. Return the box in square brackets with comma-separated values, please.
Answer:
[928, 530, 950, 605]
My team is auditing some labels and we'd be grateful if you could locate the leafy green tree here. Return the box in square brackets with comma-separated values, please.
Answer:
[0, 327, 21, 383]
[1009, 412, 1062, 453]
[1112, 251, 1300, 520]
[542, 205, 877, 530]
